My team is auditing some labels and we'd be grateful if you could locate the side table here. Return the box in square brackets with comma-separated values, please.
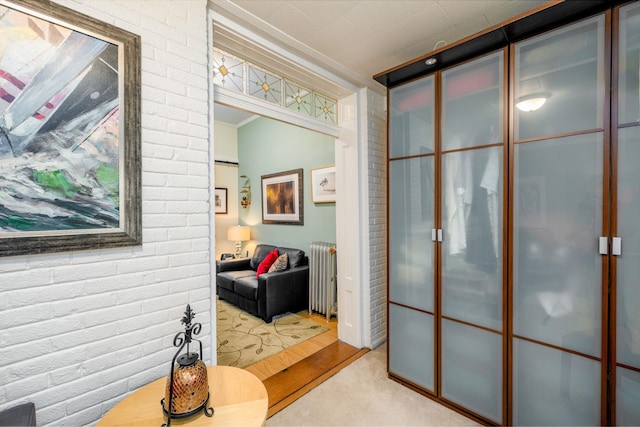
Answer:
[98, 366, 268, 426]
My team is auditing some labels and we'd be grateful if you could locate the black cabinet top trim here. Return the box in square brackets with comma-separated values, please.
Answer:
[374, 0, 628, 88]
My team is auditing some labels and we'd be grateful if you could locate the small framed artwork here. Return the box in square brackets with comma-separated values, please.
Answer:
[261, 169, 303, 225]
[311, 165, 336, 203]
[214, 188, 227, 214]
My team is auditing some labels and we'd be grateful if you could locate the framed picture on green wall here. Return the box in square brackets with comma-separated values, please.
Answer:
[311, 165, 336, 203]
[261, 169, 303, 225]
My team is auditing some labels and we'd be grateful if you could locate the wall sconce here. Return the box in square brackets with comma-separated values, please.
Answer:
[227, 225, 250, 258]
[516, 93, 551, 112]
[240, 175, 251, 209]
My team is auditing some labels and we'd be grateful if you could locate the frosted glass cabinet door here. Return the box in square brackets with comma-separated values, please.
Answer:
[617, 4, 640, 423]
[439, 51, 505, 424]
[389, 157, 435, 312]
[388, 73, 436, 399]
[512, 13, 605, 425]
[616, 108, 640, 426]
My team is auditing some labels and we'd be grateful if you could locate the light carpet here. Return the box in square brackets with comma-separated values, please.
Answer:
[266, 344, 481, 426]
[217, 298, 329, 368]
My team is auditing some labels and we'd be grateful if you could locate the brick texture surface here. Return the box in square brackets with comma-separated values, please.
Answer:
[366, 90, 388, 348]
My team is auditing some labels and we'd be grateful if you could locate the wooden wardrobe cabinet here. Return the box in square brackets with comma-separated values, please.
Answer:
[376, 1, 640, 425]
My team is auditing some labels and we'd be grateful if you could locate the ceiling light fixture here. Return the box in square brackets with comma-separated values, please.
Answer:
[516, 93, 551, 112]
[425, 57, 437, 66]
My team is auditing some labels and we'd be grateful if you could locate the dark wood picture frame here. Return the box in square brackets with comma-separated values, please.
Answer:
[261, 168, 303, 225]
[0, 0, 141, 257]
[214, 188, 227, 214]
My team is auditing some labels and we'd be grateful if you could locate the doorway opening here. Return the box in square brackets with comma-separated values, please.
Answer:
[213, 103, 366, 416]
[213, 103, 340, 365]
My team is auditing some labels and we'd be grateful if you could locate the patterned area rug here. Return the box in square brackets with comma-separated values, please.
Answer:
[217, 298, 329, 368]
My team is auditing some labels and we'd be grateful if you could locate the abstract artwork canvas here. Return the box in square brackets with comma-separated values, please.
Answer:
[0, 0, 141, 256]
[261, 169, 303, 225]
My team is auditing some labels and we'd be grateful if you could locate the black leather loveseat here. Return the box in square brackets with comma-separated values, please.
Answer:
[216, 244, 309, 323]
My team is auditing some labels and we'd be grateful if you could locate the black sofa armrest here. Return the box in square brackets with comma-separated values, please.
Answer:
[257, 265, 309, 322]
[216, 257, 251, 273]
[0, 402, 36, 427]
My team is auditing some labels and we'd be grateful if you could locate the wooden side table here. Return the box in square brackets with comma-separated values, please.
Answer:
[98, 366, 268, 427]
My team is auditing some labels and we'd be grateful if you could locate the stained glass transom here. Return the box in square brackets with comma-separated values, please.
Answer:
[213, 49, 243, 92]
[314, 93, 337, 124]
[285, 82, 312, 116]
[248, 65, 282, 105]
[212, 47, 337, 124]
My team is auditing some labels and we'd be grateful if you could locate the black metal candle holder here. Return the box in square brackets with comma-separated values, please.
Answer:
[160, 305, 213, 427]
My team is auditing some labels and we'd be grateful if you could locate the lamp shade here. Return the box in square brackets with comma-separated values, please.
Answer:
[227, 225, 250, 242]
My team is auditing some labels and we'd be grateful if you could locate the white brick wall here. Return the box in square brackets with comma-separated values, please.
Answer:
[366, 89, 388, 348]
[0, 1, 211, 425]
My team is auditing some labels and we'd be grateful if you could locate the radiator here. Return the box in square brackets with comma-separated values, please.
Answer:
[309, 242, 337, 321]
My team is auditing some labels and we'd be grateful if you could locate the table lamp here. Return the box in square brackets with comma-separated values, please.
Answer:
[227, 225, 250, 258]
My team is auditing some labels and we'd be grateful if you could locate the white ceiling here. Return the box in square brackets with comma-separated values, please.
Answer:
[213, 104, 257, 128]
[212, 0, 550, 126]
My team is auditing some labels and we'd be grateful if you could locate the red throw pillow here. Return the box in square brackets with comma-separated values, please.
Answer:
[256, 249, 279, 277]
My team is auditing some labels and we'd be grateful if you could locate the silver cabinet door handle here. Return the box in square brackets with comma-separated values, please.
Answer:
[599, 237, 608, 255]
[612, 237, 622, 256]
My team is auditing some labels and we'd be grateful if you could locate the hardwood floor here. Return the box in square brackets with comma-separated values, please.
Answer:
[243, 311, 338, 380]
[242, 312, 369, 418]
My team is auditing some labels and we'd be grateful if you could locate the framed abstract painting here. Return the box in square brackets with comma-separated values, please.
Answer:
[0, 0, 141, 256]
[261, 169, 303, 225]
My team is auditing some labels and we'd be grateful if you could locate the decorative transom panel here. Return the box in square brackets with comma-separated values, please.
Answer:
[213, 47, 337, 125]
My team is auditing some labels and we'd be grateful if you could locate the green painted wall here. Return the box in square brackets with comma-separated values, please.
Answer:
[238, 117, 336, 255]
